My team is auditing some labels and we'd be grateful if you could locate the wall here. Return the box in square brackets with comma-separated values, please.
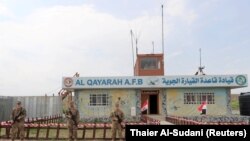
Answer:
[73, 87, 232, 121]
[0, 96, 13, 122]
[18, 96, 62, 118]
[166, 88, 230, 116]
[0, 96, 63, 122]
[75, 89, 140, 122]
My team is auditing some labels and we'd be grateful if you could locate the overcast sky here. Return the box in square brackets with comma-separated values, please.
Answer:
[0, 0, 249, 96]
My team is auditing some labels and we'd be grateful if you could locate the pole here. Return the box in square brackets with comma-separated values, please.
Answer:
[199, 48, 201, 68]
[162, 5, 164, 55]
[152, 41, 154, 54]
[130, 30, 135, 75]
[161, 4, 165, 75]
[136, 38, 138, 55]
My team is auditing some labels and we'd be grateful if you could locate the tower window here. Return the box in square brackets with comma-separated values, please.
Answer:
[141, 58, 160, 70]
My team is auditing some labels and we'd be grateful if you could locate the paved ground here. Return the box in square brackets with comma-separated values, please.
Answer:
[232, 110, 240, 115]
[147, 115, 173, 125]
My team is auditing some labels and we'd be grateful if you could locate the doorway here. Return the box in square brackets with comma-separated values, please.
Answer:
[149, 95, 158, 114]
[141, 90, 159, 114]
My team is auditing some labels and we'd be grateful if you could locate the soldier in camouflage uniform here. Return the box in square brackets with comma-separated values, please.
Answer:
[66, 101, 80, 141]
[11, 101, 26, 141]
[116, 97, 121, 106]
[110, 103, 124, 141]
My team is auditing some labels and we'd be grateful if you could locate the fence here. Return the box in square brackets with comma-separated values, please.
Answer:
[0, 114, 63, 139]
[0, 116, 146, 140]
[166, 115, 250, 125]
[0, 96, 63, 122]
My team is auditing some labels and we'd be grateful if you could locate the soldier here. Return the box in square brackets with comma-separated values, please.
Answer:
[11, 101, 26, 141]
[66, 101, 80, 141]
[110, 103, 124, 141]
[115, 97, 121, 106]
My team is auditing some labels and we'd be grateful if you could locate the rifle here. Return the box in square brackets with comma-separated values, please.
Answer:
[68, 110, 78, 126]
[12, 108, 23, 125]
[115, 112, 122, 124]
[115, 112, 123, 131]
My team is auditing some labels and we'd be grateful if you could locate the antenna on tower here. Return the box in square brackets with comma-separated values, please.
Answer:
[161, 4, 165, 75]
[152, 41, 154, 54]
[199, 48, 202, 68]
[135, 37, 138, 55]
[130, 30, 135, 75]
[195, 48, 206, 75]
[130, 30, 140, 55]
[161, 5, 164, 55]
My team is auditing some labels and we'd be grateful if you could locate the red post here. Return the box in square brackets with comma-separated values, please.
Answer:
[42, 116, 44, 124]
[36, 123, 40, 139]
[82, 124, 86, 139]
[26, 124, 30, 139]
[56, 123, 60, 139]
[93, 123, 96, 139]
[46, 116, 49, 124]
[46, 125, 50, 139]
[50, 116, 52, 123]
[51, 116, 53, 123]
[103, 123, 106, 139]
[6, 125, 11, 139]
[43, 116, 46, 124]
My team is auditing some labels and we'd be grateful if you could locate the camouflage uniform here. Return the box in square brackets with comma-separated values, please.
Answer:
[66, 102, 80, 141]
[11, 102, 26, 141]
[116, 97, 121, 107]
[110, 104, 124, 141]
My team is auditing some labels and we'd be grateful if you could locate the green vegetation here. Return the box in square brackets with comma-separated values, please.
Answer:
[231, 98, 239, 110]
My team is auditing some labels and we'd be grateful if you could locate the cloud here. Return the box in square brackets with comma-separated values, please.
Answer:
[0, 2, 13, 17]
[166, 0, 198, 25]
[0, 4, 180, 96]
[166, 51, 183, 59]
[2, 1, 247, 96]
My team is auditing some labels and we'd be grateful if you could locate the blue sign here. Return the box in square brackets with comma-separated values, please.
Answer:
[62, 75, 248, 89]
